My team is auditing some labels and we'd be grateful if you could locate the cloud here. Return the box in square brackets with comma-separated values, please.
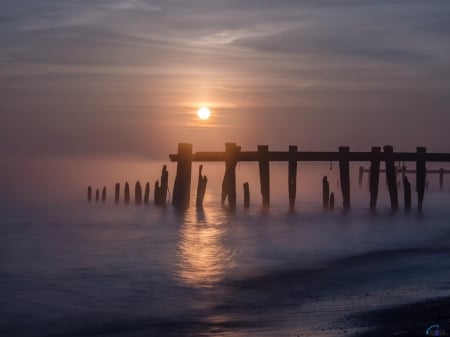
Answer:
[13, 0, 161, 32]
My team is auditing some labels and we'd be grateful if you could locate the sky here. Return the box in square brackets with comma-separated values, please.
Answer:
[1, 0, 450, 202]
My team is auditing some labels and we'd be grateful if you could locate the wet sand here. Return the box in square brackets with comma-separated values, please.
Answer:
[352, 296, 450, 336]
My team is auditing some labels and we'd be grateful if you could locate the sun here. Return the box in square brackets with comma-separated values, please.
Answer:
[197, 107, 211, 120]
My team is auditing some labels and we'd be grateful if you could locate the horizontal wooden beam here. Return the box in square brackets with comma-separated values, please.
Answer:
[170, 151, 450, 163]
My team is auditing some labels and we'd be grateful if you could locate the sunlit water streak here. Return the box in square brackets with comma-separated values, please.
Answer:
[2, 194, 450, 336]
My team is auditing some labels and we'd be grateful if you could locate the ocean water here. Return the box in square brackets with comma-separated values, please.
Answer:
[2, 193, 450, 337]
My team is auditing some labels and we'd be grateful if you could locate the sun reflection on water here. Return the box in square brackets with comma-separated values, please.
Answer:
[175, 198, 236, 288]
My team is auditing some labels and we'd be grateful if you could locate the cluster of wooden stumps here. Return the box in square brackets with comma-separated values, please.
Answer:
[169, 143, 450, 212]
[87, 165, 169, 206]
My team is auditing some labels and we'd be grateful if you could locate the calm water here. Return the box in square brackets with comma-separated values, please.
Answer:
[2, 194, 450, 337]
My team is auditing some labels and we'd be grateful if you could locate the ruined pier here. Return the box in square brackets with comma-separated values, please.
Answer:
[170, 143, 450, 212]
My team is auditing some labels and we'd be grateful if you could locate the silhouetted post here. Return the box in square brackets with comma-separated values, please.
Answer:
[369, 147, 381, 210]
[329, 192, 335, 210]
[258, 145, 270, 209]
[401, 165, 406, 189]
[101, 186, 106, 203]
[404, 177, 411, 212]
[124, 182, 130, 204]
[135, 181, 142, 205]
[243, 182, 250, 210]
[339, 146, 350, 211]
[288, 145, 298, 211]
[416, 147, 426, 212]
[384, 145, 399, 212]
[440, 168, 444, 191]
[88, 186, 92, 202]
[358, 166, 364, 188]
[196, 165, 208, 208]
[323, 176, 329, 209]
[144, 182, 150, 204]
[154, 181, 160, 205]
[221, 143, 241, 211]
[160, 165, 169, 207]
[95, 188, 99, 202]
[115, 183, 120, 204]
[172, 143, 193, 209]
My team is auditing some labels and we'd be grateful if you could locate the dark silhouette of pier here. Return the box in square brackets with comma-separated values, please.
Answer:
[170, 143, 450, 212]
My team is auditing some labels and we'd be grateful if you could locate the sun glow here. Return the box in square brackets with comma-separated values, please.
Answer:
[197, 107, 211, 120]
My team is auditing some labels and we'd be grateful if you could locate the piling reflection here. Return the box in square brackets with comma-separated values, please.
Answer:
[175, 197, 235, 287]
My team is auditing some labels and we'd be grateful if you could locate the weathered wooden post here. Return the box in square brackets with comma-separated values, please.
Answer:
[258, 145, 270, 209]
[400, 165, 406, 189]
[288, 145, 298, 211]
[440, 168, 444, 191]
[172, 144, 193, 209]
[404, 176, 411, 212]
[135, 181, 142, 205]
[243, 182, 250, 209]
[160, 165, 168, 206]
[155, 165, 169, 207]
[144, 182, 150, 204]
[115, 183, 120, 204]
[221, 143, 241, 211]
[416, 147, 426, 211]
[154, 181, 160, 205]
[329, 192, 335, 210]
[95, 188, 100, 202]
[196, 165, 208, 208]
[358, 166, 364, 188]
[338, 146, 350, 211]
[101, 186, 106, 203]
[323, 176, 329, 210]
[88, 186, 92, 202]
[384, 145, 399, 211]
[124, 182, 130, 204]
[369, 147, 381, 210]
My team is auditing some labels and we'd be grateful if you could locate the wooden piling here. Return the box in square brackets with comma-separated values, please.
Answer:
[88, 186, 92, 202]
[155, 166, 169, 207]
[323, 176, 329, 210]
[101, 186, 106, 203]
[243, 182, 250, 209]
[115, 183, 120, 204]
[258, 145, 270, 209]
[358, 166, 364, 188]
[384, 145, 399, 211]
[221, 143, 241, 211]
[160, 165, 168, 207]
[440, 168, 444, 190]
[369, 147, 381, 210]
[154, 181, 160, 205]
[416, 147, 426, 211]
[288, 145, 297, 211]
[338, 146, 350, 211]
[329, 192, 335, 210]
[404, 176, 411, 212]
[124, 182, 130, 204]
[95, 188, 99, 202]
[144, 182, 150, 204]
[196, 165, 208, 208]
[135, 181, 142, 205]
[172, 143, 193, 209]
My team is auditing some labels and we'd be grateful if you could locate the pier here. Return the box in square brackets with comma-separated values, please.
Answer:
[170, 143, 450, 212]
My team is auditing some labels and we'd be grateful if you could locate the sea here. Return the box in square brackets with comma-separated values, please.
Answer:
[2, 164, 450, 337]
